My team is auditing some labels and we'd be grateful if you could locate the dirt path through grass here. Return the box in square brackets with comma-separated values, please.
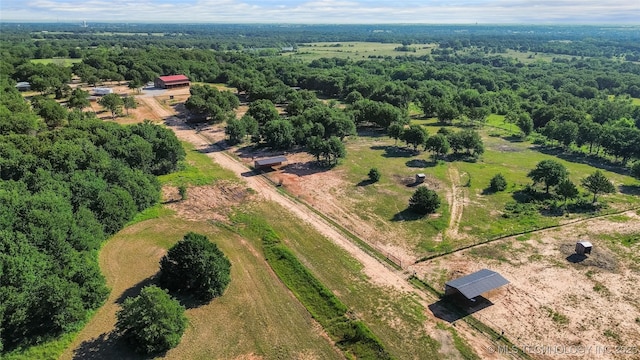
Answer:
[446, 166, 466, 240]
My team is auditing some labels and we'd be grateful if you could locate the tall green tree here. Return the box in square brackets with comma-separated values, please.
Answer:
[401, 125, 428, 150]
[116, 286, 187, 354]
[247, 99, 280, 125]
[122, 96, 137, 116]
[387, 122, 404, 145]
[424, 133, 450, 160]
[225, 117, 246, 145]
[581, 170, 616, 203]
[557, 178, 579, 204]
[527, 160, 568, 194]
[67, 88, 90, 111]
[159, 232, 231, 302]
[98, 93, 123, 119]
[408, 187, 440, 215]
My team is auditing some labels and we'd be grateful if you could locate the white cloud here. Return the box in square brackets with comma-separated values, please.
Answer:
[1, 0, 639, 23]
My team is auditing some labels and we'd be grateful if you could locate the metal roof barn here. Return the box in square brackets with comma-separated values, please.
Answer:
[254, 156, 287, 168]
[154, 75, 190, 89]
[445, 269, 509, 300]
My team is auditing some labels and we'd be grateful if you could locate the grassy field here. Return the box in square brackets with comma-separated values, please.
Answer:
[236, 202, 445, 360]
[228, 213, 392, 359]
[58, 215, 341, 360]
[30, 58, 82, 66]
[158, 141, 237, 187]
[285, 41, 435, 61]
[320, 117, 640, 257]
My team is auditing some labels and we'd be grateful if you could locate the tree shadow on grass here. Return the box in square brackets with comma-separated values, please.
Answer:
[391, 209, 425, 221]
[73, 331, 152, 360]
[115, 276, 158, 305]
[371, 145, 418, 158]
[356, 179, 375, 187]
[619, 184, 640, 196]
[281, 161, 331, 177]
[501, 135, 525, 143]
[405, 159, 436, 168]
[481, 187, 497, 195]
[536, 147, 629, 177]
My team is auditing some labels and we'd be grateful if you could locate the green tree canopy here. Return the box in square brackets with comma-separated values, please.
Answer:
[424, 133, 449, 159]
[368, 168, 381, 183]
[401, 125, 428, 150]
[557, 178, 579, 204]
[527, 160, 568, 194]
[408, 186, 441, 215]
[116, 285, 187, 354]
[159, 232, 231, 302]
[98, 93, 123, 119]
[581, 170, 615, 203]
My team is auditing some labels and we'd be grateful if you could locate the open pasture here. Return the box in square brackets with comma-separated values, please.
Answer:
[286, 41, 435, 61]
[258, 118, 640, 264]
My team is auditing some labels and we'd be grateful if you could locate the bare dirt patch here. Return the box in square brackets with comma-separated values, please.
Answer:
[163, 182, 252, 222]
[413, 213, 640, 360]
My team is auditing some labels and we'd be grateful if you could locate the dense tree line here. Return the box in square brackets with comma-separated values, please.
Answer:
[2, 24, 639, 60]
[0, 77, 185, 352]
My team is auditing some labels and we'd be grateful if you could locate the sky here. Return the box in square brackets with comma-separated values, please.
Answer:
[1, 0, 639, 24]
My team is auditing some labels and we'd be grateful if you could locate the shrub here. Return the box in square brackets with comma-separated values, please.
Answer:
[116, 285, 187, 354]
[159, 232, 231, 302]
[368, 168, 381, 183]
[489, 173, 507, 192]
[178, 185, 187, 200]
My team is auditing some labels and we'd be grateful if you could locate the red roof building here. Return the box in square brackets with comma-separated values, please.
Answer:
[154, 75, 190, 89]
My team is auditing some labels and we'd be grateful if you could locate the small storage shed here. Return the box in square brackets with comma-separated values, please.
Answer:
[254, 156, 287, 169]
[445, 269, 510, 301]
[15, 82, 31, 91]
[93, 87, 113, 96]
[416, 173, 426, 183]
[575, 241, 592, 255]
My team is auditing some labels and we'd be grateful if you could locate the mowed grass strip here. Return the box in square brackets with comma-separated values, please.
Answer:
[232, 204, 442, 360]
[229, 212, 393, 359]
